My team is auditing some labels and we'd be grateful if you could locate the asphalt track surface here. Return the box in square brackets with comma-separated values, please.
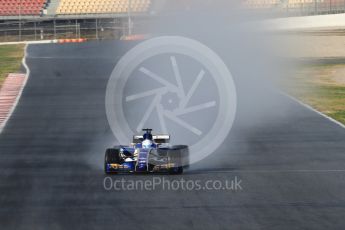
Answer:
[1, 41, 345, 230]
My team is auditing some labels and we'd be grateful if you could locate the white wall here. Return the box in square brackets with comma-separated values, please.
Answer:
[261, 13, 345, 30]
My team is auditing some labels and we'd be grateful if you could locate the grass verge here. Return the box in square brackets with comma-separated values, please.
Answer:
[0, 44, 25, 88]
[286, 64, 345, 125]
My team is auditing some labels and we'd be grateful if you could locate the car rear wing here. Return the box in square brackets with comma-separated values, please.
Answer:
[133, 134, 170, 144]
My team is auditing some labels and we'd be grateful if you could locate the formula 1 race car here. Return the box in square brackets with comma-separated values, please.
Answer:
[104, 129, 189, 174]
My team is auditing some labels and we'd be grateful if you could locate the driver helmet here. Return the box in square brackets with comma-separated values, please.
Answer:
[142, 129, 154, 149]
[142, 139, 153, 149]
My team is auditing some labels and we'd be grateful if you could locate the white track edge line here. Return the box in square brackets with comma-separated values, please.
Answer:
[280, 91, 345, 130]
[0, 40, 57, 46]
[0, 44, 30, 134]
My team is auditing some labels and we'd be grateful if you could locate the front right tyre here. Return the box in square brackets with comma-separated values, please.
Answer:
[104, 148, 121, 174]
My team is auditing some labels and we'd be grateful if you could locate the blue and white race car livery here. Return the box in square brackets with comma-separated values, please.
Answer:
[104, 129, 189, 174]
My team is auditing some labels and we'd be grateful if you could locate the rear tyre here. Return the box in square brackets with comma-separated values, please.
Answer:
[168, 166, 183, 175]
[169, 145, 188, 175]
[171, 145, 189, 169]
[104, 148, 121, 174]
[157, 145, 189, 174]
